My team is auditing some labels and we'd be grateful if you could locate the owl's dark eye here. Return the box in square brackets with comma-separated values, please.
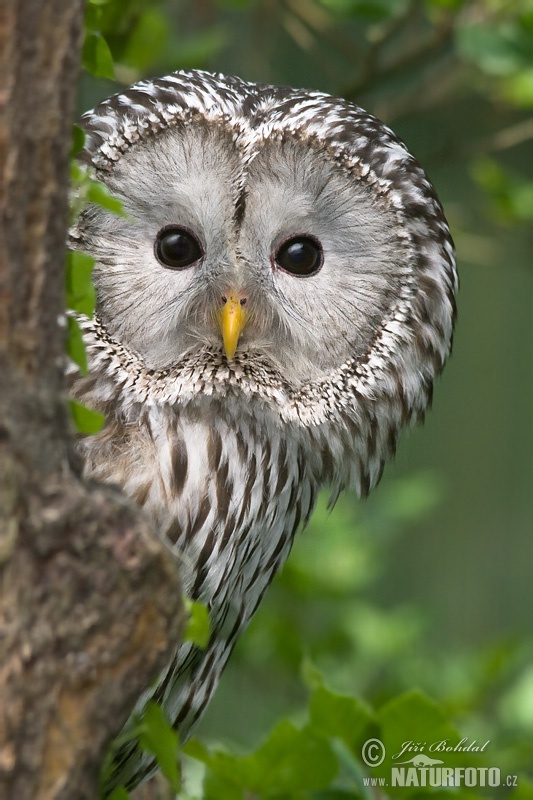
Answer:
[274, 236, 323, 277]
[155, 227, 203, 270]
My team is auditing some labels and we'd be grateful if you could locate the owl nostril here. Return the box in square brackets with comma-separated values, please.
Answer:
[220, 294, 247, 307]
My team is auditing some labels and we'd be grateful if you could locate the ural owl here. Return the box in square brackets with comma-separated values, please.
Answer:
[69, 69, 457, 791]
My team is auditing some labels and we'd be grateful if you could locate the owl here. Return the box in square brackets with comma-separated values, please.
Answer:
[69, 69, 457, 791]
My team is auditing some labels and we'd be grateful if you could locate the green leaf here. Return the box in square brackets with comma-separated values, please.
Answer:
[138, 702, 180, 793]
[70, 162, 125, 220]
[329, 738, 370, 792]
[86, 180, 125, 215]
[246, 720, 338, 793]
[108, 788, 130, 800]
[183, 737, 211, 763]
[83, 31, 115, 79]
[70, 160, 85, 186]
[66, 315, 87, 375]
[377, 690, 467, 774]
[71, 124, 85, 157]
[66, 251, 96, 316]
[310, 684, 374, 752]
[183, 598, 211, 649]
[69, 400, 105, 435]
[203, 771, 244, 800]
[189, 720, 338, 794]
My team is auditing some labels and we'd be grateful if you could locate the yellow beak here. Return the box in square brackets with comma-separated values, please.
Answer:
[219, 293, 248, 360]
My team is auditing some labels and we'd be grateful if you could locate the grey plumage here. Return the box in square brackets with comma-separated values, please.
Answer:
[69, 69, 457, 790]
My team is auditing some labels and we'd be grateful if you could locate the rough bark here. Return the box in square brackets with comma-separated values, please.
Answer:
[0, 3, 184, 798]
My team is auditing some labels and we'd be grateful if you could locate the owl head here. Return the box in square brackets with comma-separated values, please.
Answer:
[71, 70, 457, 493]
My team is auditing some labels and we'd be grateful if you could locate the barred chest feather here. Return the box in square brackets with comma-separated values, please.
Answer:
[79, 393, 320, 607]
[73, 342, 396, 614]
[74, 374, 327, 784]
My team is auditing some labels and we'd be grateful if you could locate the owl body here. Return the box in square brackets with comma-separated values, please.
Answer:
[71, 70, 457, 789]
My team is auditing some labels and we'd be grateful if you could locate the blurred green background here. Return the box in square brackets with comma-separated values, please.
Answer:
[78, 0, 533, 793]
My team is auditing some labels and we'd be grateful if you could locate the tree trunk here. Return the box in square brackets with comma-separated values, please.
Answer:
[0, 3, 184, 798]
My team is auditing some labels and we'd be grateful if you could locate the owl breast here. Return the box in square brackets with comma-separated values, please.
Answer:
[74, 376, 319, 787]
